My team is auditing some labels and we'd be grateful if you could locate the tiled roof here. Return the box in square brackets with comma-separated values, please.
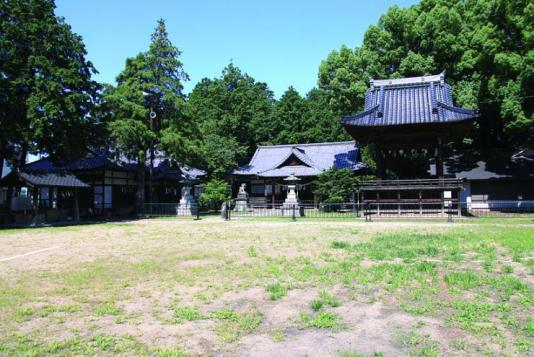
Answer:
[25, 155, 129, 172]
[0, 170, 89, 188]
[153, 159, 206, 182]
[343, 72, 478, 127]
[25, 153, 206, 183]
[437, 150, 534, 180]
[234, 141, 366, 178]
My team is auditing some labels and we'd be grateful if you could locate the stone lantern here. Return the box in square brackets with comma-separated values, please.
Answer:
[176, 180, 198, 216]
[283, 173, 301, 216]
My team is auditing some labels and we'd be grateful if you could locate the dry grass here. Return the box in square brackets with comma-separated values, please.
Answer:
[0, 218, 533, 356]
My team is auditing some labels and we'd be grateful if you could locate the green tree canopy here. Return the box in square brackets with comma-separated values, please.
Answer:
[305, 88, 351, 143]
[0, 0, 100, 173]
[319, 0, 533, 147]
[189, 63, 274, 178]
[314, 168, 358, 203]
[106, 19, 191, 161]
[268, 86, 310, 145]
[269, 87, 351, 145]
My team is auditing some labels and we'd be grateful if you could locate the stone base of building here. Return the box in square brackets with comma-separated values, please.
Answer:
[282, 203, 301, 217]
[176, 202, 198, 216]
[235, 200, 249, 211]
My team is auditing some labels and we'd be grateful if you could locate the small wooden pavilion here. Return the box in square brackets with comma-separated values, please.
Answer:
[0, 169, 89, 224]
[342, 72, 479, 214]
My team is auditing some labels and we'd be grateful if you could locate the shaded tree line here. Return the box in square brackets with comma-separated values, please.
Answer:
[318, 0, 533, 148]
[0, 0, 101, 175]
[2, 0, 532, 188]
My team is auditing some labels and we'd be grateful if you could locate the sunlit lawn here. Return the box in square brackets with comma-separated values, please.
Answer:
[0, 218, 532, 356]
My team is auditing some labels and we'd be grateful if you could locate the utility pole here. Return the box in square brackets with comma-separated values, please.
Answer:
[149, 109, 156, 204]
[143, 87, 161, 205]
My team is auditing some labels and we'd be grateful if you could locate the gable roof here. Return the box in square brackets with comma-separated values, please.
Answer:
[25, 152, 206, 183]
[343, 72, 478, 128]
[152, 158, 206, 182]
[25, 154, 130, 172]
[0, 170, 89, 188]
[234, 141, 366, 178]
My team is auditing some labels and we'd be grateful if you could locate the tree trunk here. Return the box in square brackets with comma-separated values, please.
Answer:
[18, 142, 28, 168]
[136, 152, 146, 215]
[31, 186, 39, 226]
[73, 188, 80, 222]
[149, 143, 154, 204]
[148, 115, 155, 204]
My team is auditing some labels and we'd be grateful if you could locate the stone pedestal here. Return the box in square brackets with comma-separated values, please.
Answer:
[176, 186, 198, 216]
[282, 182, 301, 217]
[235, 183, 249, 211]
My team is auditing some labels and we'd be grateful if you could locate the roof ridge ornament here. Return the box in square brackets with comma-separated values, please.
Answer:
[284, 172, 301, 182]
[371, 73, 444, 87]
[440, 70, 446, 85]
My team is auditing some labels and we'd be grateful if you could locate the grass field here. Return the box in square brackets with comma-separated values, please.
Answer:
[0, 218, 533, 356]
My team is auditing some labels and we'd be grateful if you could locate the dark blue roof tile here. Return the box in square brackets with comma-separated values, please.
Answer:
[234, 141, 367, 177]
[25, 153, 206, 183]
[343, 73, 478, 127]
[0, 170, 89, 188]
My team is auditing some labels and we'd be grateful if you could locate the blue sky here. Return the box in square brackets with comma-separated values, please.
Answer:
[55, 0, 418, 98]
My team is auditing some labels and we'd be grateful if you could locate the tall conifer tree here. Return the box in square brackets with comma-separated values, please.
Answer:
[106, 19, 191, 211]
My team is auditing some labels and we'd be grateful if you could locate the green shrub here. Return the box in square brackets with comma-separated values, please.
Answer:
[314, 168, 357, 203]
[198, 178, 230, 210]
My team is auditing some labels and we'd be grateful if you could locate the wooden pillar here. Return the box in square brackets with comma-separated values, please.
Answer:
[457, 193, 461, 217]
[73, 188, 80, 222]
[31, 186, 39, 225]
[6, 185, 13, 213]
[436, 137, 444, 179]
[397, 191, 401, 216]
[271, 182, 275, 208]
[377, 192, 381, 216]
[419, 190, 423, 216]
[136, 155, 145, 215]
[375, 147, 385, 180]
